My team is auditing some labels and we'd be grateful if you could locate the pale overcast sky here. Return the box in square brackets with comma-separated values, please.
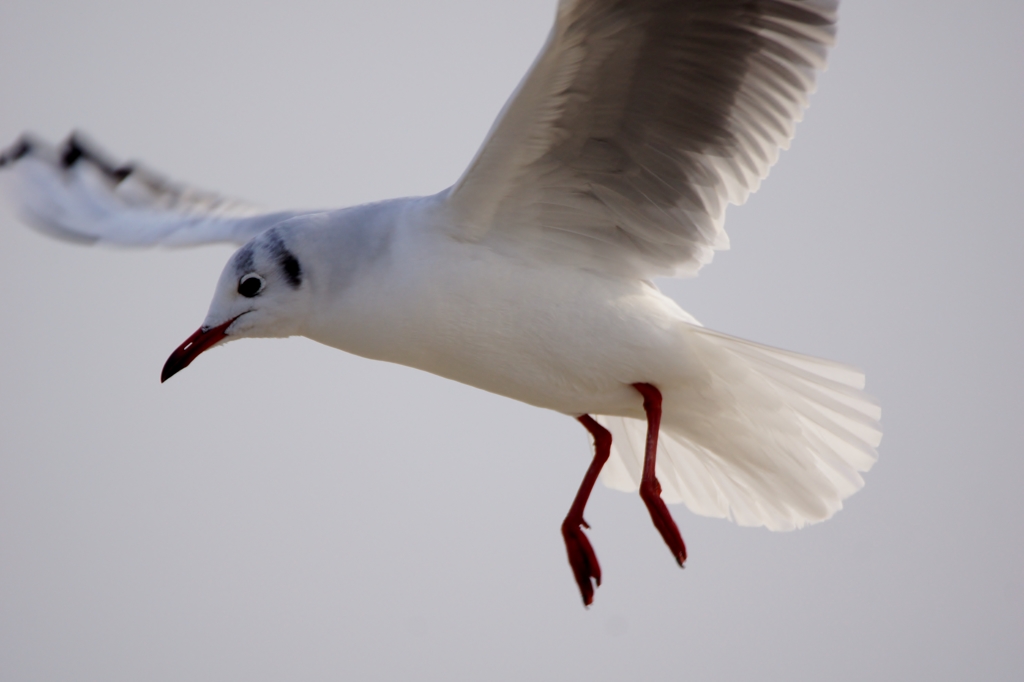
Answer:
[1, 1, 1022, 680]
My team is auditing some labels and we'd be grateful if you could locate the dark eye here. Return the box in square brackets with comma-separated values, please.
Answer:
[237, 273, 265, 298]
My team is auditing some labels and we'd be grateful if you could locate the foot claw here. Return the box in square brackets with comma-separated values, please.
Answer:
[562, 520, 602, 606]
[640, 487, 687, 566]
[632, 382, 688, 568]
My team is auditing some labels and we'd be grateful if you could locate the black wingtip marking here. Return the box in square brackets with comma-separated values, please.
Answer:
[0, 132, 135, 186]
[60, 136, 85, 168]
[59, 132, 136, 184]
[0, 136, 33, 167]
[112, 164, 134, 182]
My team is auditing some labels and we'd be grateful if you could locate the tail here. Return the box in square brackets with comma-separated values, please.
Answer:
[596, 327, 881, 531]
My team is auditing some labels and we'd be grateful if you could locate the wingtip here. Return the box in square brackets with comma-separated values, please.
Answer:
[0, 134, 36, 168]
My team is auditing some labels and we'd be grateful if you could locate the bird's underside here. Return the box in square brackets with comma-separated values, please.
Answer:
[0, 0, 882, 608]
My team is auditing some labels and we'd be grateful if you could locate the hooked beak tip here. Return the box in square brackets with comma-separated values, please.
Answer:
[160, 360, 182, 383]
[160, 319, 234, 384]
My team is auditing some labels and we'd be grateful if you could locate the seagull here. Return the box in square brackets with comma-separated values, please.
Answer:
[0, 0, 879, 606]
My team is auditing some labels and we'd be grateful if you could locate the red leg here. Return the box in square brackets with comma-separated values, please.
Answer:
[563, 415, 612, 607]
[632, 383, 687, 567]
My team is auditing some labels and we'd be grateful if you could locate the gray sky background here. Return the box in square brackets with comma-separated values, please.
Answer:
[1, 1, 1021, 680]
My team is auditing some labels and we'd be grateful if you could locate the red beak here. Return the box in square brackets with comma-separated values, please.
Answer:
[161, 319, 234, 383]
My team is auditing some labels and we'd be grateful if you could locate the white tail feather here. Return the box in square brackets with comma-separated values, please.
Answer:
[596, 327, 881, 531]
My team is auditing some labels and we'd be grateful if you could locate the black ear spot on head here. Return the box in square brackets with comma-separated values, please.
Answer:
[266, 230, 302, 288]
[279, 251, 302, 288]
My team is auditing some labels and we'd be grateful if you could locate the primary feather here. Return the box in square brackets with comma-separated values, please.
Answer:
[0, 133, 310, 247]
[447, 0, 838, 278]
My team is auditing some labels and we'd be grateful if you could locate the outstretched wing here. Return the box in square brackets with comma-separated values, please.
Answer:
[0, 132, 310, 247]
[445, 0, 838, 279]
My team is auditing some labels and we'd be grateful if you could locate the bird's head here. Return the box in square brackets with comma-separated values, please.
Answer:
[161, 225, 312, 382]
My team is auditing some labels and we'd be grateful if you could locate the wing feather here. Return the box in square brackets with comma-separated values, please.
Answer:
[446, 0, 838, 278]
[0, 132, 309, 247]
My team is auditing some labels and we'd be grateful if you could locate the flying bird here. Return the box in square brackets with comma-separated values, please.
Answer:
[0, 0, 879, 606]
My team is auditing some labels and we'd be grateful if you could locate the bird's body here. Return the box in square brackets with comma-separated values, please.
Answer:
[199, 194, 878, 535]
[0, 0, 880, 605]
[295, 196, 694, 419]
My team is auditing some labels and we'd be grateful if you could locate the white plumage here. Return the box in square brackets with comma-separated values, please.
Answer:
[0, 0, 878, 603]
[598, 327, 880, 531]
